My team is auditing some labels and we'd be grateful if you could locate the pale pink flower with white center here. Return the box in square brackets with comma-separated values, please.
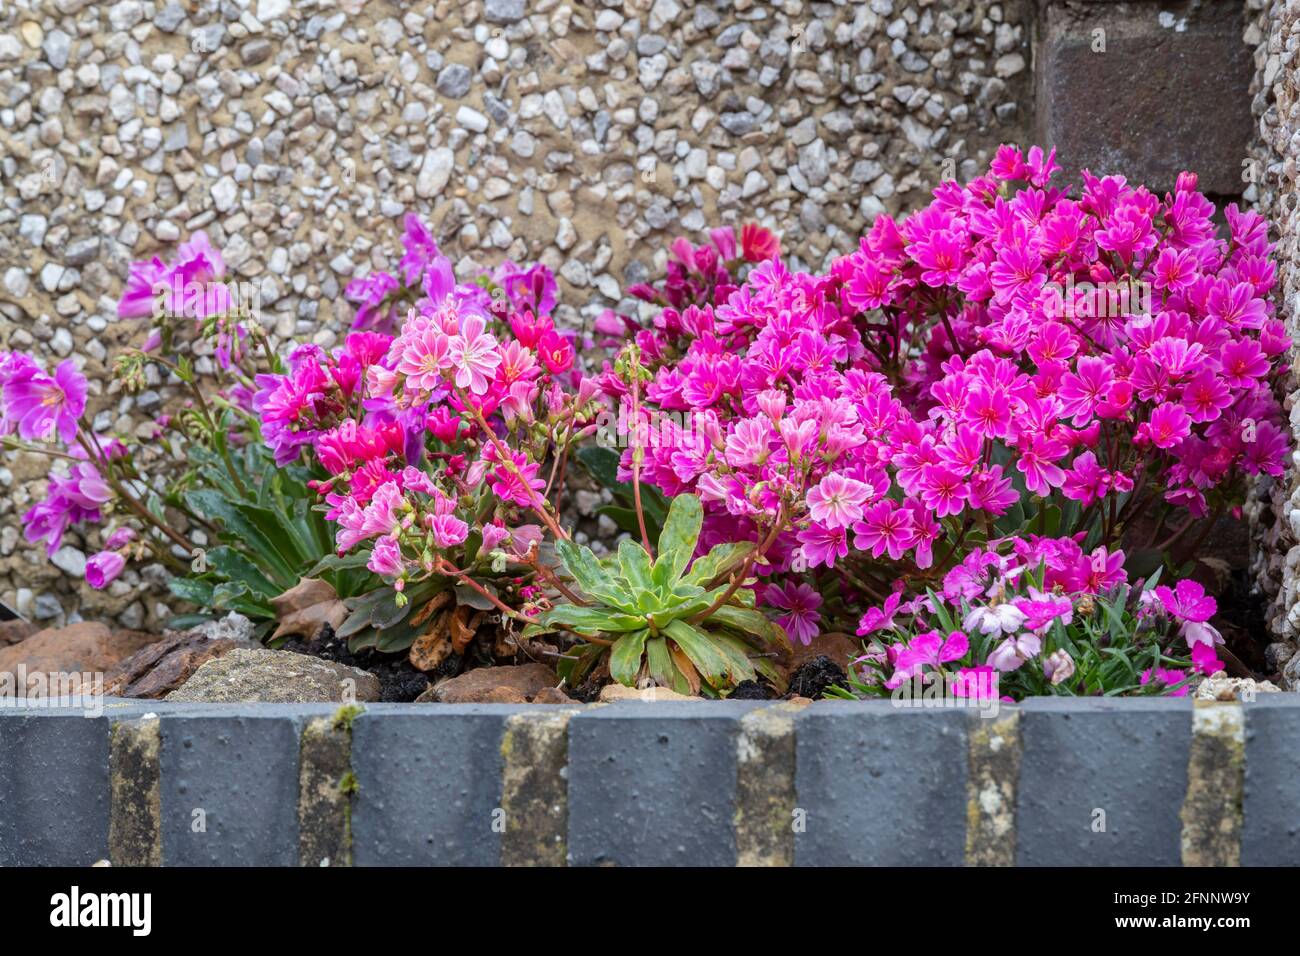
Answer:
[447, 315, 501, 394]
[1042, 649, 1075, 685]
[806, 472, 871, 529]
[395, 326, 451, 393]
[962, 602, 1026, 636]
[986, 632, 1042, 672]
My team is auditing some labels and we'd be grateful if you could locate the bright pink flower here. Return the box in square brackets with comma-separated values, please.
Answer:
[85, 551, 126, 589]
[852, 501, 918, 561]
[537, 330, 574, 374]
[857, 591, 902, 636]
[886, 629, 968, 687]
[1190, 641, 1224, 675]
[1154, 579, 1216, 623]
[3, 358, 86, 443]
[1136, 402, 1191, 449]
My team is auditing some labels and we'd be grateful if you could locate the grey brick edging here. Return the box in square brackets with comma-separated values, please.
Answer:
[1, 696, 1298, 866]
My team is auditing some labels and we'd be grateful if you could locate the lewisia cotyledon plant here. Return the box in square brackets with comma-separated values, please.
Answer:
[602, 146, 1291, 671]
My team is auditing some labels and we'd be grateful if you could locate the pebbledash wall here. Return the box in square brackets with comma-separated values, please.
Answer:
[0, 0, 1033, 630]
[1, 696, 1298, 867]
[0, 0, 1283, 643]
[1248, 0, 1300, 687]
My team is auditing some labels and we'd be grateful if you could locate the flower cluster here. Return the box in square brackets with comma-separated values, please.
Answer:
[605, 147, 1290, 647]
[845, 534, 1224, 700]
[256, 215, 603, 629]
[0, 352, 142, 590]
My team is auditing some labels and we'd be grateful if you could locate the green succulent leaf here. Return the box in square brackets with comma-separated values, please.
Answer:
[617, 538, 655, 594]
[556, 539, 637, 612]
[653, 494, 703, 590]
[609, 629, 649, 686]
[542, 603, 647, 635]
[683, 541, 752, 587]
[708, 604, 788, 646]
[664, 618, 730, 689]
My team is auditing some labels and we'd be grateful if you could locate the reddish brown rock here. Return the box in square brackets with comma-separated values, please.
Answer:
[0, 619, 37, 646]
[0, 622, 158, 697]
[104, 630, 261, 699]
[417, 662, 559, 703]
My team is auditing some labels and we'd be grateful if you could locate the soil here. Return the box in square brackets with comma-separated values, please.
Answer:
[786, 655, 850, 699]
[1213, 567, 1273, 680]
[281, 624, 436, 702]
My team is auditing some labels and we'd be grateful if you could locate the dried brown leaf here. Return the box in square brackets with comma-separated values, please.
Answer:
[269, 577, 348, 642]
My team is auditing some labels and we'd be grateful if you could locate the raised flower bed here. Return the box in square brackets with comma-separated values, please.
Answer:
[1, 145, 1298, 868]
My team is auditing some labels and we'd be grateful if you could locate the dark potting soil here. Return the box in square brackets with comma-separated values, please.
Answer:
[731, 679, 778, 700]
[280, 624, 434, 702]
[1213, 567, 1272, 678]
[786, 655, 849, 699]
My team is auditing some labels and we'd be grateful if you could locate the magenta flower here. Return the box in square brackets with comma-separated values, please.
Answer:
[1137, 402, 1191, 450]
[853, 501, 918, 561]
[85, 551, 126, 589]
[763, 581, 823, 645]
[886, 629, 969, 688]
[857, 590, 902, 636]
[1058, 356, 1115, 426]
[1153, 579, 1216, 624]
[1140, 667, 1191, 696]
[3, 358, 87, 443]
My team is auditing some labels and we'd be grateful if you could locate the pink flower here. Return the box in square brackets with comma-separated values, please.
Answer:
[986, 632, 1042, 672]
[430, 513, 469, 548]
[1136, 402, 1191, 450]
[886, 629, 968, 688]
[951, 665, 1000, 700]
[1141, 667, 1191, 696]
[1154, 579, 1216, 623]
[1218, 338, 1269, 388]
[1042, 649, 1075, 685]
[367, 535, 405, 577]
[3, 358, 87, 443]
[395, 325, 451, 393]
[85, 551, 126, 589]
[763, 581, 822, 645]
[852, 500, 918, 561]
[447, 315, 501, 394]
[1058, 356, 1115, 426]
[963, 603, 1026, 637]
[1190, 641, 1224, 675]
[537, 330, 574, 374]
[806, 473, 871, 529]
[857, 591, 902, 636]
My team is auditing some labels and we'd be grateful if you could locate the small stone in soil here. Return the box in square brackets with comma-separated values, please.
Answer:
[280, 624, 432, 702]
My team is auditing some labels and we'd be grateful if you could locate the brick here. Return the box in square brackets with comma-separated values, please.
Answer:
[1241, 695, 1300, 865]
[795, 701, 968, 866]
[158, 710, 303, 866]
[1035, 1, 1252, 194]
[1016, 697, 1190, 866]
[0, 709, 111, 865]
[568, 702, 757, 866]
[350, 704, 511, 866]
